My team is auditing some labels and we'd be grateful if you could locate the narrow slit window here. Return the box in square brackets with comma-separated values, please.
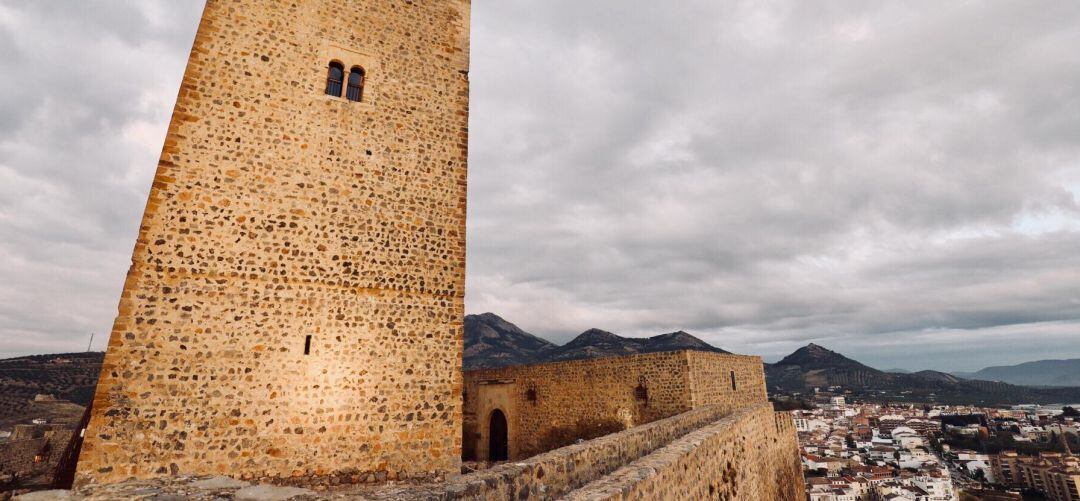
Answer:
[325, 62, 344, 97]
[346, 67, 365, 102]
[304, 335, 312, 355]
[730, 370, 737, 391]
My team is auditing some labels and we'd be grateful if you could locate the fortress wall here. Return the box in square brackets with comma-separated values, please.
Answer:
[444, 404, 732, 500]
[464, 351, 693, 460]
[76, 0, 470, 486]
[462, 351, 767, 461]
[0, 429, 74, 487]
[686, 350, 768, 408]
[562, 402, 806, 501]
[775, 409, 798, 438]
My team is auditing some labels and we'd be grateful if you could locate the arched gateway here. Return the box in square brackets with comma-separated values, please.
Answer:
[488, 409, 509, 461]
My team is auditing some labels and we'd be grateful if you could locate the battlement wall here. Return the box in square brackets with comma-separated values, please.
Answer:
[0, 429, 74, 488]
[775, 409, 797, 436]
[686, 350, 767, 407]
[462, 351, 767, 460]
[563, 402, 805, 501]
[447, 404, 731, 499]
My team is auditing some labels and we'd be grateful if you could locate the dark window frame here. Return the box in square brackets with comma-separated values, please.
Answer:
[346, 66, 365, 102]
[325, 61, 344, 97]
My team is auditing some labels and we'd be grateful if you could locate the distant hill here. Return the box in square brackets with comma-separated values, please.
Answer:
[765, 344, 1080, 405]
[964, 359, 1080, 387]
[909, 370, 964, 384]
[0, 352, 102, 431]
[464, 313, 556, 369]
[885, 368, 911, 374]
[545, 328, 728, 363]
[463, 313, 727, 369]
[766, 344, 886, 390]
[775, 343, 876, 373]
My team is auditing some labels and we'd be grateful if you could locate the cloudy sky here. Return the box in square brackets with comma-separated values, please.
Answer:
[2, 1, 1079, 371]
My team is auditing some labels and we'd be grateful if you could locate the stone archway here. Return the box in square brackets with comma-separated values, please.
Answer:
[488, 409, 509, 461]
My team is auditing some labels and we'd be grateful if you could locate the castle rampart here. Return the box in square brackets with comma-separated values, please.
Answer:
[562, 402, 805, 500]
[462, 350, 768, 461]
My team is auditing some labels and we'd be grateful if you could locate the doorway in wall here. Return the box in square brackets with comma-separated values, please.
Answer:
[488, 409, 508, 461]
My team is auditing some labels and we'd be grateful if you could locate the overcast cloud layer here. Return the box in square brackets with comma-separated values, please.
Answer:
[1, 1, 1079, 371]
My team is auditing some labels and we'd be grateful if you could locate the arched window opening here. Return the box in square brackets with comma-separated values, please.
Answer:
[346, 67, 365, 102]
[325, 62, 344, 97]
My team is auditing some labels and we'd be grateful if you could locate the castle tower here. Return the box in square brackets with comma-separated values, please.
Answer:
[76, 0, 470, 485]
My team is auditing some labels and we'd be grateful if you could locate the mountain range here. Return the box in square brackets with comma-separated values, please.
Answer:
[463, 313, 1080, 405]
[953, 359, 1080, 387]
[464, 312, 726, 369]
[761, 343, 1080, 404]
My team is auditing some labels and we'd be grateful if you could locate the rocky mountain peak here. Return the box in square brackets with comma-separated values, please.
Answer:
[776, 343, 875, 372]
[464, 315, 729, 368]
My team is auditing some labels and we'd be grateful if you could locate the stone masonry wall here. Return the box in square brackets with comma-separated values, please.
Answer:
[444, 404, 732, 500]
[0, 429, 74, 488]
[76, 0, 471, 486]
[562, 402, 806, 501]
[462, 351, 765, 461]
[686, 350, 767, 409]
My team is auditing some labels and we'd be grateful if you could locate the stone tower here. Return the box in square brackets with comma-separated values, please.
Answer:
[76, 0, 470, 486]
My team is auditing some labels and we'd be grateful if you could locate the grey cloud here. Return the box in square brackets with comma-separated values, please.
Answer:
[465, 0, 1080, 371]
[0, 1, 1078, 372]
[0, 0, 203, 357]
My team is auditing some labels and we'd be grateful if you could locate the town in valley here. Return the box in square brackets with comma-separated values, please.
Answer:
[784, 390, 1080, 500]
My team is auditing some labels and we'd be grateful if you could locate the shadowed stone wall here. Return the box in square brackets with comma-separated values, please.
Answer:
[444, 404, 733, 500]
[76, 0, 471, 486]
[1, 429, 75, 489]
[562, 403, 805, 501]
[462, 351, 768, 461]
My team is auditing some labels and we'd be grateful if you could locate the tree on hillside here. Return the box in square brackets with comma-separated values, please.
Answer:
[1062, 406, 1079, 418]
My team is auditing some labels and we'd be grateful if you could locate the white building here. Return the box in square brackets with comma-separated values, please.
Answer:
[911, 472, 956, 501]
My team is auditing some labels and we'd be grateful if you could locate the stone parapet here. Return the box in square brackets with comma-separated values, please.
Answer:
[0, 429, 75, 490]
[561, 402, 805, 501]
[445, 403, 731, 500]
